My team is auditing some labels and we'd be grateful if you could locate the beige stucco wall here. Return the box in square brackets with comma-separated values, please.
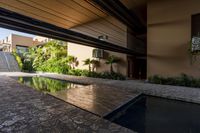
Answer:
[68, 42, 127, 75]
[68, 16, 128, 75]
[68, 43, 93, 70]
[148, 0, 200, 78]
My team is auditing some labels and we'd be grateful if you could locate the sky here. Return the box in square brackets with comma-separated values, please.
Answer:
[0, 27, 35, 40]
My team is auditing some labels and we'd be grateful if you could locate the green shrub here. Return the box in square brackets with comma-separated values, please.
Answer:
[36, 58, 70, 74]
[148, 74, 200, 88]
[68, 69, 83, 76]
[23, 60, 33, 72]
[66, 69, 125, 80]
[12, 51, 23, 70]
[101, 72, 126, 80]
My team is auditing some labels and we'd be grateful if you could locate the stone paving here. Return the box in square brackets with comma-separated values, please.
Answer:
[0, 76, 133, 133]
[40, 73, 200, 104]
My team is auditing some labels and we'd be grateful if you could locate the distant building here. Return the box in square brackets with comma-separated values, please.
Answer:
[33, 36, 53, 46]
[0, 34, 49, 54]
[0, 34, 34, 53]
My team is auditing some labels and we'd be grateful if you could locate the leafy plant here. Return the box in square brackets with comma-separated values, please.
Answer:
[83, 58, 92, 72]
[105, 55, 120, 73]
[101, 72, 125, 80]
[12, 50, 23, 70]
[67, 55, 79, 69]
[148, 74, 200, 88]
[36, 58, 69, 74]
[91, 59, 100, 72]
[68, 69, 83, 76]
[83, 58, 100, 72]
[21, 40, 69, 73]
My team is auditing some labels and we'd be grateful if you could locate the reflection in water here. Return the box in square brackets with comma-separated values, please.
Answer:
[15, 76, 96, 114]
[53, 85, 96, 113]
[16, 76, 84, 93]
[14, 76, 136, 117]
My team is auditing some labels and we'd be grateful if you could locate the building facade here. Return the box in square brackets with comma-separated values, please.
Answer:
[148, 0, 200, 78]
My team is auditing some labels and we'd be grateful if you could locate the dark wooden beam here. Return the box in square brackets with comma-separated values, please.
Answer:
[0, 7, 145, 55]
[88, 0, 146, 34]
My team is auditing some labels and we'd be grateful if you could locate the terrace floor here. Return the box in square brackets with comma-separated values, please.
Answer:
[0, 75, 133, 132]
[1, 72, 200, 132]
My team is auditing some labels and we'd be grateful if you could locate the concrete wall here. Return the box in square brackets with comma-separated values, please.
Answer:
[68, 16, 128, 75]
[148, 0, 200, 78]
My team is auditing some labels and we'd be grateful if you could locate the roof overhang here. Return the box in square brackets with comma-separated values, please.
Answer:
[0, 7, 144, 56]
[88, 0, 146, 34]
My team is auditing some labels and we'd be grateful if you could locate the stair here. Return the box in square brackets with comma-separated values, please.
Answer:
[0, 51, 20, 72]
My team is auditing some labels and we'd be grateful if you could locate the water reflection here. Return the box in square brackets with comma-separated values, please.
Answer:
[16, 76, 84, 93]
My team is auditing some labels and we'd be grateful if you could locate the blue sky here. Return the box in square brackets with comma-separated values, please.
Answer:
[0, 27, 35, 40]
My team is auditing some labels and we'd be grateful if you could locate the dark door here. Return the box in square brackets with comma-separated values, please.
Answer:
[128, 56, 147, 79]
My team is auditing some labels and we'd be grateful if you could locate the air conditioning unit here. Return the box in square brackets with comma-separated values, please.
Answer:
[92, 49, 104, 58]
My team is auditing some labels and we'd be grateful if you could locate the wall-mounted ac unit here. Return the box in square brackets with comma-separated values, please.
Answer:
[92, 49, 104, 58]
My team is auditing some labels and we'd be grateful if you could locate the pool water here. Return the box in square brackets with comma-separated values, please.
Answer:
[12, 76, 87, 93]
[104, 95, 200, 133]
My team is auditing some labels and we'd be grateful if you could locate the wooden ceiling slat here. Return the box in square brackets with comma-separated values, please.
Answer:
[30, 0, 100, 24]
[20, 0, 80, 24]
[0, 0, 127, 44]
[21, 0, 127, 44]
[24, 0, 126, 43]
[71, 0, 107, 17]
[0, 2, 69, 29]
[89, 0, 146, 34]
[0, 0, 75, 27]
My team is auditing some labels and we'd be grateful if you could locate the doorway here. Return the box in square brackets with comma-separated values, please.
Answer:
[128, 56, 147, 79]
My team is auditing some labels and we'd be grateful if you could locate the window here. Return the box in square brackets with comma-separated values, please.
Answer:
[16, 45, 28, 56]
[191, 14, 200, 53]
[192, 14, 200, 37]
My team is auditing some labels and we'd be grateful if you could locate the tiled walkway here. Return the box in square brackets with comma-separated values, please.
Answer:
[0, 76, 133, 132]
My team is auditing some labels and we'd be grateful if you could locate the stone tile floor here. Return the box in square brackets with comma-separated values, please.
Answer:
[0, 75, 133, 133]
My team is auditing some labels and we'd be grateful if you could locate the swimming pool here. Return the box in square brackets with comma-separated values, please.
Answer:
[104, 95, 200, 133]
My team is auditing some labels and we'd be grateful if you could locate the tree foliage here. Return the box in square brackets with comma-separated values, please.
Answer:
[12, 50, 23, 70]
[105, 55, 120, 73]
[83, 58, 99, 72]
[22, 40, 69, 73]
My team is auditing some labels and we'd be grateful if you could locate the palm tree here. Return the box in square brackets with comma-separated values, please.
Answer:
[106, 55, 120, 73]
[83, 58, 99, 72]
[83, 58, 92, 72]
[67, 55, 79, 69]
[91, 59, 100, 72]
